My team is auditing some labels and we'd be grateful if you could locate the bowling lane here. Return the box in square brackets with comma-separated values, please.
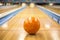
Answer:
[0, 6, 60, 40]
[42, 5, 60, 15]
[0, 5, 21, 13]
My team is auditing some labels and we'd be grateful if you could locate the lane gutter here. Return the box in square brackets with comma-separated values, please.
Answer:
[37, 5, 60, 24]
[0, 6, 26, 25]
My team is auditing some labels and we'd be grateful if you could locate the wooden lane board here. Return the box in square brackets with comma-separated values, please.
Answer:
[0, 6, 21, 14]
[0, 6, 60, 40]
[42, 5, 60, 15]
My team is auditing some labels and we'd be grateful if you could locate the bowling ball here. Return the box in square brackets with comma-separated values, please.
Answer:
[24, 17, 40, 35]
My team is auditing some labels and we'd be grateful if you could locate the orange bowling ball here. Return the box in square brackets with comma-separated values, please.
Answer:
[24, 17, 40, 35]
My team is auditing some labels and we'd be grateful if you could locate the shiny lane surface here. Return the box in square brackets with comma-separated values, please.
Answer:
[0, 5, 20, 13]
[42, 5, 60, 15]
[0, 6, 60, 40]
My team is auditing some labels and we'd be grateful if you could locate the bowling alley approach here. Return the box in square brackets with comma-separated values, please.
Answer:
[0, 0, 60, 40]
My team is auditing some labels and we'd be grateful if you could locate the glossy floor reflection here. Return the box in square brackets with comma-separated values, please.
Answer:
[25, 33, 45, 40]
[0, 5, 60, 40]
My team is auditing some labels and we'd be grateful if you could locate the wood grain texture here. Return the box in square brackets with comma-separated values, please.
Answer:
[42, 5, 60, 15]
[0, 6, 60, 40]
[0, 5, 21, 13]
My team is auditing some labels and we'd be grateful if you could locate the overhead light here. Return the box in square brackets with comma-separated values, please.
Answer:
[49, 3, 53, 6]
[0, 3, 3, 5]
[22, 3, 26, 6]
[30, 3, 35, 8]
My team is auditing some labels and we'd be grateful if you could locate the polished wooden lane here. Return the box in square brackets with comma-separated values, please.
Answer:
[42, 5, 60, 15]
[0, 5, 21, 14]
[0, 6, 60, 40]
